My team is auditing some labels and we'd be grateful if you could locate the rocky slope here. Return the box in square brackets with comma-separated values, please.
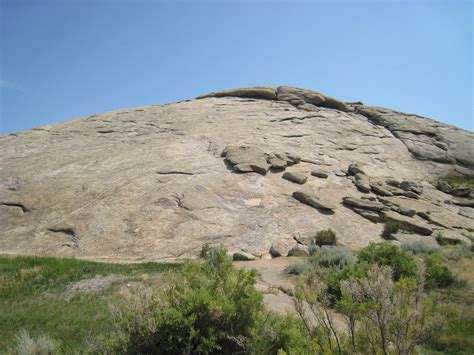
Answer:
[1, 86, 473, 262]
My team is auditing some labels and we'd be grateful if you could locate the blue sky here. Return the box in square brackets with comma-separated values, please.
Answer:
[1, 0, 472, 134]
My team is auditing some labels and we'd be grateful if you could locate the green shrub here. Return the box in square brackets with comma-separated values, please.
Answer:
[96, 248, 264, 354]
[309, 246, 355, 269]
[285, 263, 311, 275]
[314, 229, 337, 247]
[401, 240, 440, 255]
[357, 242, 417, 280]
[249, 313, 315, 354]
[319, 261, 371, 303]
[424, 253, 455, 289]
[381, 221, 403, 240]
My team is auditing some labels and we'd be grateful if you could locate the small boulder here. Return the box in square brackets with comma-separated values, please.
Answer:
[342, 197, 386, 211]
[293, 191, 336, 212]
[380, 210, 433, 236]
[283, 171, 308, 184]
[398, 206, 417, 217]
[270, 238, 296, 257]
[352, 208, 382, 222]
[348, 163, 366, 175]
[233, 251, 256, 261]
[400, 180, 423, 195]
[386, 179, 402, 187]
[267, 154, 287, 170]
[453, 199, 474, 207]
[434, 230, 472, 247]
[288, 244, 310, 257]
[451, 187, 472, 197]
[311, 169, 329, 179]
[222, 145, 270, 175]
[354, 173, 371, 193]
[370, 182, 394, 196]
[436, 181, 452, 194]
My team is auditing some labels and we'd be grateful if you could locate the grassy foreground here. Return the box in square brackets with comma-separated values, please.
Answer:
[0, 246, 473, 354]
[0, 256, 179, 352]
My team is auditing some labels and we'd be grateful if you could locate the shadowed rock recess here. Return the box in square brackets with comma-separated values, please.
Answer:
[1, 86, 473, 261]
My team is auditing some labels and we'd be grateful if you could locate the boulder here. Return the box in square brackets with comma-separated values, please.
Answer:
[222, 145, 270, 175]
[274, 152, 301, 166]
[370, 182, 394, 196]
[288, 244, 310, 257]
[352, 208, 382, 222]
[380, 210, 433, 235]
[311, 169, 329, 179]
[283, 171, 308, 184]
[270, 238, 297, 257]
[342, 197, 386, 211]
[398, 206, 417, 217]
[347, 163, 366, 175]
[233, 251, 256, 261]
[267, 154, 287, 170]
[354, 173, 371, 193]
[293, 191, 336, 212]
[436, 181, 452, 193]
[451, 187, 472, 197]
[434, 230, 472, 247]
[400, 180, 423, 195]
[1, 85, 473, 262]
[453, 199, 474, 208]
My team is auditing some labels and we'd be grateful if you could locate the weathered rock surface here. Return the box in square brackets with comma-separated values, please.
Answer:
[354, 105, 474, 168]
[1, 86, 472, 261]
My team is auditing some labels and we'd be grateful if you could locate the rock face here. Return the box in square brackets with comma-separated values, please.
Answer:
[1, 86, 473, 261]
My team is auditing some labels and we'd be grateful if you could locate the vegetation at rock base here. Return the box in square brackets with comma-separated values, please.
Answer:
[433, 176, 474, 189]
[93, 249, 264, 354]
[1, 241, 473, 354]
[314, 229, 337, 247]
[381, 220, 404, 240]
[402, 239, 440, 255]
[309, 245, 356, 269]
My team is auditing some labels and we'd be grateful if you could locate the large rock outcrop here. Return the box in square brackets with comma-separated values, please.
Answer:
[1, 86, 472, 261]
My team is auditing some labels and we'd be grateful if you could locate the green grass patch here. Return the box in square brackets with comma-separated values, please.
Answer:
[0, 255, 179, 352]
[434, 176, 474, 189]
[423, 255, 474, 354]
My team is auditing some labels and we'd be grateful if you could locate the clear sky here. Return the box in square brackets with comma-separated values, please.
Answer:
[0, 0, 472, 134]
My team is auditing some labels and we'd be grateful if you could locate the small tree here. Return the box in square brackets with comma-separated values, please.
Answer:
[295, 263, 436, 355]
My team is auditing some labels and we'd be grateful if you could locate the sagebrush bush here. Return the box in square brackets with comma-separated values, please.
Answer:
[440, 246, 472, 260]
[309, 246, 355, 269]
[314, 229, 337, 247]
[12, 329, 58, 355]
[307, 244, 319, 256]
[401, 239, 440, 255]
[424, 253, 455, 289]
[285, 263, 311, 275]
[95, 248, 264, 354]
